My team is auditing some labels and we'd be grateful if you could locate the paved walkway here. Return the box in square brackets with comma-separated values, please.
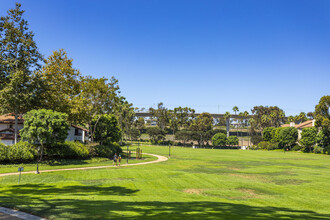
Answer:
[0, 207, 46, 220]
[0, 153, 168, 219]
[0, 153, 168, 177]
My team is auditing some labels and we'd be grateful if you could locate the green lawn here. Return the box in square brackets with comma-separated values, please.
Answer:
[0, 146, 329, 219]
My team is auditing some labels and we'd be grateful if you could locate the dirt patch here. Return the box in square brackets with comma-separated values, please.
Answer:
[184, 189, 203, 195]
[238, 189, 258, 197]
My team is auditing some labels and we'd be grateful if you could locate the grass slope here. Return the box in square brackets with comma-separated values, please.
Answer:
[0, 146, 329, 219]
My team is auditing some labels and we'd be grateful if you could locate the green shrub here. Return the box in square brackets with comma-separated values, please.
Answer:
[324, 145, 330, 155]
[257, 141, 278, 150]
[212, 133, 227, 146]
[313, 145, 324, 154]
[0, 142, 36, 163]
[48, 141, 89, 159]
[263, 127, 276, 142]
[251, 135, 263, 145]
[227, 136, 239, 146]
[88, 142, 122, 158]
[250, 145, 260, 150]
[292, 144, 302, 151]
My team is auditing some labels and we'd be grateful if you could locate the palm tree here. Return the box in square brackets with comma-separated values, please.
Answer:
[243, 111, 249, 146]
[232, 106, 239, 137]
[239, 112, 244, 146]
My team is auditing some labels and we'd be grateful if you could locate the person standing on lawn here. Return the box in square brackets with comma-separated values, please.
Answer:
[113, 153, 118, 166]
[118, 154, 122, 166]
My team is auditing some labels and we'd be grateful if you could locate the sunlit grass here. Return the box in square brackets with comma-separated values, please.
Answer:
[0, 145, 329, 219]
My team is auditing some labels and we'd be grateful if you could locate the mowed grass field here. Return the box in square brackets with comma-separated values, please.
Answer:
[0, 146, 330, 219]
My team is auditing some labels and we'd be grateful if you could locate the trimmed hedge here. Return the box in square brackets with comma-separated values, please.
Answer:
[88, 142, 122, 158]
[47, 141, 89, 159]
[0, 142, 37, 163]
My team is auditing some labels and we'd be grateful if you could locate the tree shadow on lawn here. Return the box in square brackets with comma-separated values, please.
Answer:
[45, 158, 90, 166]
[2, 184, 139, 196]
[1, 184, 330, 220]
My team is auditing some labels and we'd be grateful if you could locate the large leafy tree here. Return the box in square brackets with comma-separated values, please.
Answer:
[263, 127, 276, 142]
[173, 106, 195, 128]
[115, 99, 135, 141]
[146, 127, 166, 144]
[190, 112, 213, 146]
[134, 117, 146, 131]
[149, 102, 169, 130]
[79, 76, 121, 141]
[251, 106, 285, 130]
[21, 109, 69, 172]
[0, 3, 43, 143]
[175, 130, 193, 146]
[279, 127, 298, 150]
[92, 114, 121, 145]
[314, 95, 330, 148]
[35, 49, 81, 118]
[300, 127, 318, 152]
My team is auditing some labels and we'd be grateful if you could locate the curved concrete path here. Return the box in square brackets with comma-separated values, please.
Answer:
[0, 153, 168, 219]
[0, 207, 46, 220]
[0, 153, 168, 177]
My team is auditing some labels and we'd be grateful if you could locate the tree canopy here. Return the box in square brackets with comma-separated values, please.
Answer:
[21, 109, 69, 161]
[0, 3, 43, 143]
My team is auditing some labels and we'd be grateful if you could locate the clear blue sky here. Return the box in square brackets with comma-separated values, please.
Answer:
[1, 0, 329, 116]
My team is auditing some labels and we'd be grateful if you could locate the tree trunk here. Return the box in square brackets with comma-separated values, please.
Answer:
[14, 113, 18, 144]
[40, 143, 44, 162]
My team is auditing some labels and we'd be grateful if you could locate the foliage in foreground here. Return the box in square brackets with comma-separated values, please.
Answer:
[88, 142, 123, 158]
[46, 141, 89, 159]
[0, 142, 37, 163]
[92, 114, 121, 144]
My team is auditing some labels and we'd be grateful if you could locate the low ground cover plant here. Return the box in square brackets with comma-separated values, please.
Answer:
[0, 142, 37, 163]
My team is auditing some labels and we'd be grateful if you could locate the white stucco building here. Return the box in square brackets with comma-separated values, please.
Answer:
[0, 113, 88, 145]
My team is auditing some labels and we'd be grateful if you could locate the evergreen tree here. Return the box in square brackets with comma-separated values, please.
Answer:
[0, 3, 43, 143]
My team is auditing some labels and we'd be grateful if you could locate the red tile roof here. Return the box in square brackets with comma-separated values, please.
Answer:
[281, 120, 314, 129]
[0, 113, 24, 124]
[295, 120, 314, 129]
[71, 124, 89, 132]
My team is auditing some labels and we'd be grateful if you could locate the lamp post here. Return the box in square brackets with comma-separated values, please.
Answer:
[36, 146, 40, 174]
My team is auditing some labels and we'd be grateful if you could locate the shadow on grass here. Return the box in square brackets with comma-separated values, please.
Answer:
[45, 158, 90, 166]
[1, 184, 329, 219]
[3, 184, 139, 196]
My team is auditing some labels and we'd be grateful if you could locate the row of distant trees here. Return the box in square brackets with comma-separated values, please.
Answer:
[137, 95, 329, 150]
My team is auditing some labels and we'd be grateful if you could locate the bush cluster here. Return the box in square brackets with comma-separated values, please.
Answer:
[88, 142, 122, 158]
[211, 133, 239, 146]
[257, 141, 278, 150]
[47, 141, 89, 159]
[253, 127, 298, 151]
[0, 142, 37, 163]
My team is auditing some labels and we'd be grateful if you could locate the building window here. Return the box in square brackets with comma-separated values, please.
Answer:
[75, 128, 82, 136]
